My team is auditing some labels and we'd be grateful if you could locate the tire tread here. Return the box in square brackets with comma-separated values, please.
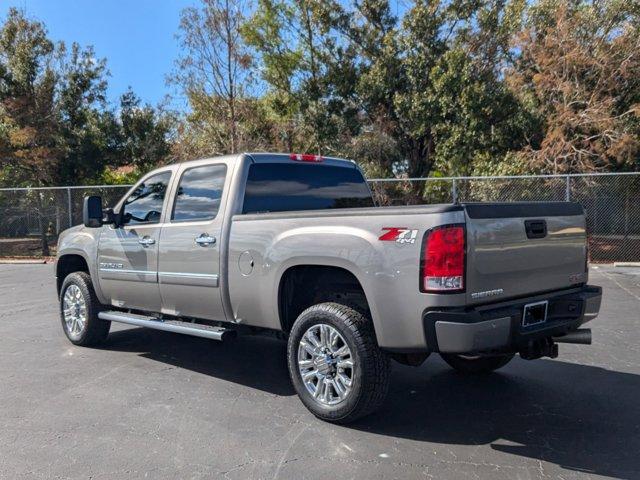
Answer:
[60, 271, 110, 346]
[287, 302, 390, 424]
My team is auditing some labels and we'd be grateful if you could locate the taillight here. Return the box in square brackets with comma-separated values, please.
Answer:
[420, 225, 465, 292]
[290, 153, 323, 162]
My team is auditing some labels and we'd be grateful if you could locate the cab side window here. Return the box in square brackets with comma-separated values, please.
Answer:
[172, 164, 227, 222]
[123, 172, 171, 225]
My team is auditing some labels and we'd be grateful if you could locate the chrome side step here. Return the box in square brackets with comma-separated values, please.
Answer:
[98, 311, 235, 341]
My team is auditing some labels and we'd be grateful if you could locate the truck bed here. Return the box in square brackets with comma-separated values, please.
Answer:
[228, 200, 589, 350]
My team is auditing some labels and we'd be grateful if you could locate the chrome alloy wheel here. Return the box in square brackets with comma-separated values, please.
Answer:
[297, 323, 354, 406]
[62, 284, 87, 338]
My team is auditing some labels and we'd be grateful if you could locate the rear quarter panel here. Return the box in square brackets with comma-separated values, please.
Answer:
[227, 206, 465, 350]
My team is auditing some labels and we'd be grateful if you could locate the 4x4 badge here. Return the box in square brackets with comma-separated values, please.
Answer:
[379, 227, 418, 244]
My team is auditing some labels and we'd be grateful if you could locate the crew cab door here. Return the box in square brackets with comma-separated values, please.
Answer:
[157, 162, 229, 320]
[97, 170, 173, 312]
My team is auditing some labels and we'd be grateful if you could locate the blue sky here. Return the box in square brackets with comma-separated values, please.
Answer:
[0, 0, 194, 109]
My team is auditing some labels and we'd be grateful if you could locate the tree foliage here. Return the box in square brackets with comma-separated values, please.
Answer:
[0, 8, 173, 254]
[0, 7, 172, 189]
[172, 0, 260, 155]
[239, 0, 539, 179]
[177, 0, 639, 176]
[2, 0, 640, 189]
[508, 1, 640, 173]
[0, 7, 60, 187]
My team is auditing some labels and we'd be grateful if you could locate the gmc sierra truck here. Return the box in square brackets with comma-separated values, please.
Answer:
[55, 153, 602, 423]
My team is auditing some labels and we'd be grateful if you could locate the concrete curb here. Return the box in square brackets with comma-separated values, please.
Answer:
[0, 259, 48, 264]
[614, 262, 640, 268]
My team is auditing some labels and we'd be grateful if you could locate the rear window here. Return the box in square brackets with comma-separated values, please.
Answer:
[242, 163, 374, 214]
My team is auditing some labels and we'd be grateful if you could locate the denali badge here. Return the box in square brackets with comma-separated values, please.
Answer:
[100, 262, 123, 269]
[379, 227, 418, 244]
[471, 288, 504, 299]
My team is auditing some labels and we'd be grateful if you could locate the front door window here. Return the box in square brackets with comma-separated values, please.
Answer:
[123, 172, 171, 225]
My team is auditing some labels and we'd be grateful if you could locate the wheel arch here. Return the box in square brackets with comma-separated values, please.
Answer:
[277, 263, 380, 342]
[56, 253, 90, 295]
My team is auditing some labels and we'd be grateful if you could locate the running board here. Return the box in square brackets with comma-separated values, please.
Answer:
[98, 311, 236, 341]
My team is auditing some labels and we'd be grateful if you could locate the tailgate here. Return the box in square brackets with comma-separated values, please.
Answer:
[464, 202, 587, 305]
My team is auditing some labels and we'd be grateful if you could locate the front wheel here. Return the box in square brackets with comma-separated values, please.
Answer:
[287, 302, 390, 424]
[440, 353, 514, 374]
[59, 272, 110, 346]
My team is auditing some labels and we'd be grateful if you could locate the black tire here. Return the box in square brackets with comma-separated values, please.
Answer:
[59, 271, 110, 346]
[287, 302, 390, 424]
[440, 353, 514, 374]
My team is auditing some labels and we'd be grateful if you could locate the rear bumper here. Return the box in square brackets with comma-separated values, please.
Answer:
[423, 285, 602, 354]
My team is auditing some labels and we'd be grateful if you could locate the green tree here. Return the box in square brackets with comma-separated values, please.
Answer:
[118, 89, 173, 173]
[56, 42, 117, 184]
[0, 7, 59, 187]
[243, 0, 359, 154]
[0, 8, 173, 255]
[0, 8, 62, 255]
[186, 0, 540, 179]
[172, 0, 256, 156]
[304, 0, 532, 183]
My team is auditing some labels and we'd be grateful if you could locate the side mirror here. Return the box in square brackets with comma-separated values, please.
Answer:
[103, 208, 116, 226]
[83, 196, 104, 228]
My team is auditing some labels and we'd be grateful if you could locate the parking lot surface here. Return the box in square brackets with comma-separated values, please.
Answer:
[0, 264, 639, 480]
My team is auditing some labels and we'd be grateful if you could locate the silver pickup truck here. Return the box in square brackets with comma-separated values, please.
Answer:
[55, 153, 602, 423]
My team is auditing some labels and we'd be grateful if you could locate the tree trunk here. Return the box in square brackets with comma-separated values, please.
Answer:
[224, 0, 237, 154]
[405, 135, 433, 203]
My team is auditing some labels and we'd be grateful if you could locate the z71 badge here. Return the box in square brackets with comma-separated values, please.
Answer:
[378, 227, 418, 244]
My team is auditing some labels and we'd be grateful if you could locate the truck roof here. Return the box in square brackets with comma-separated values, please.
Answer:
[248, 152, 356, 167]
[175, 152, 358, 169]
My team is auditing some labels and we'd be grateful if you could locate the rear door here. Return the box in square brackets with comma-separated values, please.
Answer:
[464, 202, 588, 305]
[157, 161, 230, 320]
[97, 170, 173, 311]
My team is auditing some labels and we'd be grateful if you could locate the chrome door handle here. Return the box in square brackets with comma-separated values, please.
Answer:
[195, 233, 216, 246]
[138, 236, 156, 247]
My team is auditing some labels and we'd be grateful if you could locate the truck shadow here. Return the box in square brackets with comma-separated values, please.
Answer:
[102, 328, 639, 479]
[354, 356, 640, 480]
[102, 327, 295, 397]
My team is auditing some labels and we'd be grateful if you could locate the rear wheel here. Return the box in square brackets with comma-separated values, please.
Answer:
[59, 272, 110, 346]
[440, 353, 514, 374]
[287, 302, 390, 424]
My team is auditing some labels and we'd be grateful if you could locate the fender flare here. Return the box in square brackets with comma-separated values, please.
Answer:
[273, 256, 384, 340]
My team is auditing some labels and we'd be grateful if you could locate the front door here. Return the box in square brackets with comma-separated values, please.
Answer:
[97, 170, 173, 312]
[157, 162, 228, 320]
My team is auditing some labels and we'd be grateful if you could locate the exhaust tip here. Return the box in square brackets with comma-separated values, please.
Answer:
[553, 328, 592, 345]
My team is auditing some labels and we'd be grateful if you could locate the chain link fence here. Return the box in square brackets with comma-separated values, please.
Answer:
[0, 185, 129, 257]
[1, 173, 638, 262]
[368, 172, 640, 263]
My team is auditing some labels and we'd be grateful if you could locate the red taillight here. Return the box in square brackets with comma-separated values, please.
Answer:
[290, 153, 323, 162]
[421, 225, 465, 292]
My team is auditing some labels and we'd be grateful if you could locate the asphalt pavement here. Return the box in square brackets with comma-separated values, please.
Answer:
[0, 264, 639, 479]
